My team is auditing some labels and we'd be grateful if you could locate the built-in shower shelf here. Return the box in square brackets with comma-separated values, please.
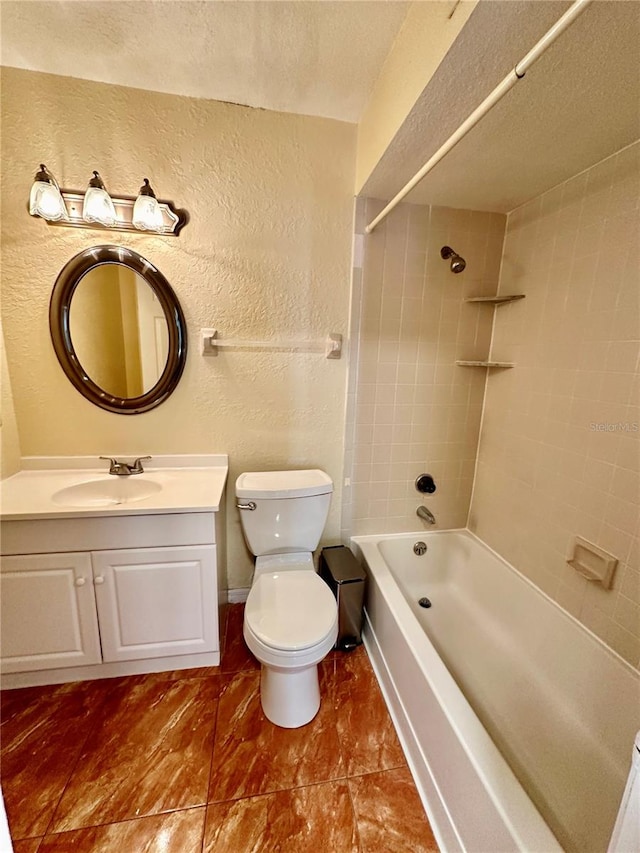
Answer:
[465, 295, 526, 304]
[456, 360, 516, 368]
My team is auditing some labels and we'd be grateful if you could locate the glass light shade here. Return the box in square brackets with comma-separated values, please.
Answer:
[83, 173, 117, 227]
[29, 180, 69, 221]
[83, 186, 117, 226]
[132, 193, 164, 232]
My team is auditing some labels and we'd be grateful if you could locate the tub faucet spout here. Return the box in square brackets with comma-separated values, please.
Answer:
[417, 505, 436, 525]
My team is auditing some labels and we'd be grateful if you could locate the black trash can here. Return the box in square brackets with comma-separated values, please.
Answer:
[319, 546, 366, 651]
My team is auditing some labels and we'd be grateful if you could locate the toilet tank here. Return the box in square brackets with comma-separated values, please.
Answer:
[236, 470, 333, 556]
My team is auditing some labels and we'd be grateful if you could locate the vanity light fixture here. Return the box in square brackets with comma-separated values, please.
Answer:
[29, 164, 69, 222]
[82, 171, 117, 227]
[28, 164, 188, 236]
[132, 178, 165, 232]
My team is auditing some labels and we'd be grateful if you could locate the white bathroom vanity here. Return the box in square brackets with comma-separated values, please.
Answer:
[0, 455, 227, 688]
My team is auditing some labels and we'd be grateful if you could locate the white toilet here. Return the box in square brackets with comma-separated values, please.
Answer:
[236, 469, 338, 728]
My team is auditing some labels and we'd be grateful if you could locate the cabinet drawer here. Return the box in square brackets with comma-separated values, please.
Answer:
[1, 512, 216, 555]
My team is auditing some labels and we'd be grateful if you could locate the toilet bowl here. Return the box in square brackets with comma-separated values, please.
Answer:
[236, 470, 338, 728]
[244, 561, 338, 727]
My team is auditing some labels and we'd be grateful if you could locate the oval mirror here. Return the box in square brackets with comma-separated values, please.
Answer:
[49, 246, 187, 414]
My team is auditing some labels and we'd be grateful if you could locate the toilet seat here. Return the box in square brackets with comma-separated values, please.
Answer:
[245, 571, 337, 651]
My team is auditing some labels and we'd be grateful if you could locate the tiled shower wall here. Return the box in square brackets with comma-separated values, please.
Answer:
[469, 142, 640, 668]
[342, 200, 506, 537]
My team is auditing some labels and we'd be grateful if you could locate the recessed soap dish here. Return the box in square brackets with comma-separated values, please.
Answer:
[567, 536, 618, 589]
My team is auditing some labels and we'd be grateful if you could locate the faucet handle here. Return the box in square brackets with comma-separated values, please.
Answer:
[131, 456, 152, 473]
[99, 456, 123, 475]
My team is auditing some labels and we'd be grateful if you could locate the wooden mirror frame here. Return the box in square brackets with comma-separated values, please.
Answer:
[49, 245, 187, 414]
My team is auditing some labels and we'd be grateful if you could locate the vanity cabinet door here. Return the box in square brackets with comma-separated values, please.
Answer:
[0, 553, 102, 673]
[91, 545, 218, 662]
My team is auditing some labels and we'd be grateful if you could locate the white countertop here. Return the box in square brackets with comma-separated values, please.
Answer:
[0, 455, 228, 521]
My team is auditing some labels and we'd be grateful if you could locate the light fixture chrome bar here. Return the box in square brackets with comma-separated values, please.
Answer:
[63, 191, 185, 235]
[30, 189, 188, 236]
[365, 0, 593, 234]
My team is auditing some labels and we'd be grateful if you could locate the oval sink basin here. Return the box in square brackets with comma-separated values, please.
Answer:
[52, 478, 162, 508]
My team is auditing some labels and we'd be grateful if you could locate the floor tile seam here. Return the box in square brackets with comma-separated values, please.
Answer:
[7, 830, 44, 845]
[46, 760, 211, 832]
[332, 707, 402, 784]
[348, 764, 410, 781]
[47, 679, 220, 834]
[345, 760, 408, 780]
[345, 769, 418, 853]
[36, 697, 112, 839]
[42, 803, 209, 837]
[203, 676, 223, 821]
[344, 770, 366, 853]
[348, 766, 440, 852]
[219, 605, 230, 660]
[206, 773, 356, 807]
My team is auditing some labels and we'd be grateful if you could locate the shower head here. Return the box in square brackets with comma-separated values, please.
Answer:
[440, 245, 466, 274]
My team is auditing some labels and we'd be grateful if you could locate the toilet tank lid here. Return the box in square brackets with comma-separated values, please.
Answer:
[236, 469, 333, 499]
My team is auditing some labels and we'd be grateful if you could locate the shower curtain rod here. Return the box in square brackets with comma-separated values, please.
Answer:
[365, 0, 593, 234]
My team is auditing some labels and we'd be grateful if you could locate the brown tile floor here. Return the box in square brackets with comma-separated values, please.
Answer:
[2, 604, 439, 852]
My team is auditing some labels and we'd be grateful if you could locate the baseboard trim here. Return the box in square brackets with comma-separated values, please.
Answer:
[228, 587, 250, 603]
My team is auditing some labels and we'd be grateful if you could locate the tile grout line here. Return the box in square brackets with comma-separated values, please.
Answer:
[36, 677, 217, 839]
[345, 774, 366, 853]
[200, 668, 223, 853]
[35, 805, 209, 841]
[37, 683, 117, 841]
[204, 764, 412, 808]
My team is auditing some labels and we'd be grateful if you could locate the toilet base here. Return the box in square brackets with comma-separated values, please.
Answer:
[260, 663, 321, 728]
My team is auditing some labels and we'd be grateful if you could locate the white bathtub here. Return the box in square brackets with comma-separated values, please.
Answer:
[351, 529, 640, 853]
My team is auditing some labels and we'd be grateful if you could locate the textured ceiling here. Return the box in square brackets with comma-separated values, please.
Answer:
[362, 0, 640, 212]
[0, 0, 409, 123]
[3, 1, 638, 212]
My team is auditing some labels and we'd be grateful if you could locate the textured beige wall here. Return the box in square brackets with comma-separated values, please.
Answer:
[470, 142, 640, 668]
[1, 68, 355, 588]
[343, 199, 505, 536]
[1, 321, 21, 479]
[355, 0, 477, 193]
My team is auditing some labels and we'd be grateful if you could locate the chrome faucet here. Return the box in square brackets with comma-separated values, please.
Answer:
[100, 456, 151, 476]
[417, 505, 436, 525]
